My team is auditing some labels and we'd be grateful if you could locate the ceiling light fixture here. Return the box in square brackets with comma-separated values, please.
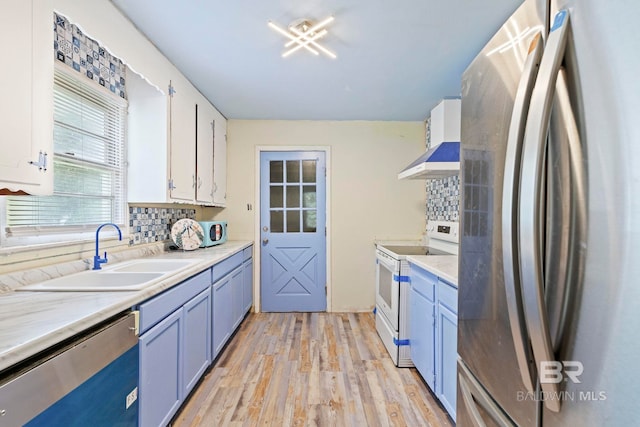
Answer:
[268, 16, 336, 59]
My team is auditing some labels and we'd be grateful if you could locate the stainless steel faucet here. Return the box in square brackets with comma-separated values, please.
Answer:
[93, 223, 123, 270]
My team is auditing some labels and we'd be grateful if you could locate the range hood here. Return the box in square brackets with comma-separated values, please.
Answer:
[398, 141, 460, 179]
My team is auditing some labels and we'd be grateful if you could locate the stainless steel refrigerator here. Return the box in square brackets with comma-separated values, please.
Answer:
[458, 0, 640, 425]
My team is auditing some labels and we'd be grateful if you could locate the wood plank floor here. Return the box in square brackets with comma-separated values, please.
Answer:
[172, 312, 453, 427]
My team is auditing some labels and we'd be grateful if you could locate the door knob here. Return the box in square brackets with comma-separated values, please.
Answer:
[262, 238, 269, 245]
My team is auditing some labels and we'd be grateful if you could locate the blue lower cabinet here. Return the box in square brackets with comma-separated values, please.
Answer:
[242, 248, 253, 314]
[242, 259, 253, 314]
[409, 262, 458, 422]
[437, 300, 458, 421]
[409, 285, 436, 390]
[212, 249, 253, 361]
[139, 309, 182, 427]
[182, 288, 212, 397]
[138, 246, 253, 426]
[212, 272, 233, 359]
[231, 266, 244, 330]
[138, 271, 211, 427]
[436, 280, 458, 421]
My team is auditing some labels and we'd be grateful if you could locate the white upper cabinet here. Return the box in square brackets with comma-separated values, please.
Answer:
[0, 0, 53, 195]
[212, 118, 227, 206]
[195, 92, 227, 206]
[127, 71, 227, 206]
[195, 97, 215, 204]
[168, 76, 198, 202]
[126, 71, 169, 203]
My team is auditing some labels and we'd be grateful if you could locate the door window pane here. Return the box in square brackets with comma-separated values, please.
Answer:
[270, 186, 283, 208]
[286, 160, 300, 183]
[286, 211, 301, 232]
[303, 186, 316, 208]
[271, 210, 284, 232]
[266, 155, 322, 235]
[303, 210, 317, 232]
[302, 160, 316, 183]
[270, 161, 283, 183]
[286, 185, 300, 208]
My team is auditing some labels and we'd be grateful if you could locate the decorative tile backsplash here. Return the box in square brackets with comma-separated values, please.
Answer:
[426, 176, 460, 221]
[425, 118, 461, 222]
[54, 13, 127, 99]
[128, 207, 196, 246]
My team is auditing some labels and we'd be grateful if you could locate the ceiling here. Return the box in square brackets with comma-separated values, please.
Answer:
[111, 0, 522, 121]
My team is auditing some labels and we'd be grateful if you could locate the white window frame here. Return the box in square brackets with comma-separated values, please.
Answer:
[0, 65, 128, 249]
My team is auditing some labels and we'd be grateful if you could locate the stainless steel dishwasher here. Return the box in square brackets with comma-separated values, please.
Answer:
[0, 312, 139, 426]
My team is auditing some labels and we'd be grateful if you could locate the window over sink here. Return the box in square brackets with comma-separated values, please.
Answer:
[1, 67, 127, 247]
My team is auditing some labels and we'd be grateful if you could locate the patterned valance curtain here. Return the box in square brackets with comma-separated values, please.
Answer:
[54, 13, 127, 99]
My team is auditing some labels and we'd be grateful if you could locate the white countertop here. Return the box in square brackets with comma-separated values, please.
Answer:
[0, 241, 252, 373]
[405, 255, 459, 286]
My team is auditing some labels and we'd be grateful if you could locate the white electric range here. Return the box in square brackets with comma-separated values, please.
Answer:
[375, 221, 459, 366]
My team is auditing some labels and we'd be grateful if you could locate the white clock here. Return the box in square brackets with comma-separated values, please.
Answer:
[170, 218, 204, 250]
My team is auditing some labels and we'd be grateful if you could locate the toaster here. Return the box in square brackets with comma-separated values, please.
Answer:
[198, 220, 228, 247]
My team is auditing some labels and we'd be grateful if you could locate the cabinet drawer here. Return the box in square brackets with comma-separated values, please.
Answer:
[242, 245, 253, 262]
[409, 264, 437, 302]
[139, 270, 210, 334]
[438, 280, 458, 314]
[211, 252, 243, 282]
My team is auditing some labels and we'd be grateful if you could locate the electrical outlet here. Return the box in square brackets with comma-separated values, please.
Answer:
[126, 387, 138, 409]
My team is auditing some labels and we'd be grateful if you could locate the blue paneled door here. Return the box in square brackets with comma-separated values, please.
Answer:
[260, 151, 326, 312]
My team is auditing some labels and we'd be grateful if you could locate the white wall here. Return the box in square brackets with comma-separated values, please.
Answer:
[220, 120, 426, 312]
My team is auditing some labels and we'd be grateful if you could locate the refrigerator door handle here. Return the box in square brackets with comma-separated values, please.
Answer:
[501, 32, 544, 394]
[458, 359, 516, 427]
[545, 69, 587, 352]
[518, 10, 570, 413]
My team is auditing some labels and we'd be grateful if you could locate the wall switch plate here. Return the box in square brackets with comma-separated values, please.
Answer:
[126, 387, 138, 409]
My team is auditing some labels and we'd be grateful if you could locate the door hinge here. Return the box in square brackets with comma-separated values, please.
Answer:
[168, 84, 176, 97]
[325, 226, 327, 236]
[28, 151, 48, 171]
[168, 178, 176, 190]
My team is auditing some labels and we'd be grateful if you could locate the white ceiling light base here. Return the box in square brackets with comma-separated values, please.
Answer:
[268, 16, 336, 59]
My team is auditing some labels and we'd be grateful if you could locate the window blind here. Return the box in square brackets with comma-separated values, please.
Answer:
[6, 69, 127, 231]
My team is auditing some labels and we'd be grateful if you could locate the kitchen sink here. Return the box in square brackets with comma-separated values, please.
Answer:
[17, 258, 203, 292]
[108, 259, 199, 273]
[17, 271, 164, 292]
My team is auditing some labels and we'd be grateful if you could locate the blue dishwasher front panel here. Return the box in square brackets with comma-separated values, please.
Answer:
[0, 313, 140, 427]
[25, 344, 139, 427]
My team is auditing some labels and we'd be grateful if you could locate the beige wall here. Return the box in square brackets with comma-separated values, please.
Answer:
[216, 120, 426, 312]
